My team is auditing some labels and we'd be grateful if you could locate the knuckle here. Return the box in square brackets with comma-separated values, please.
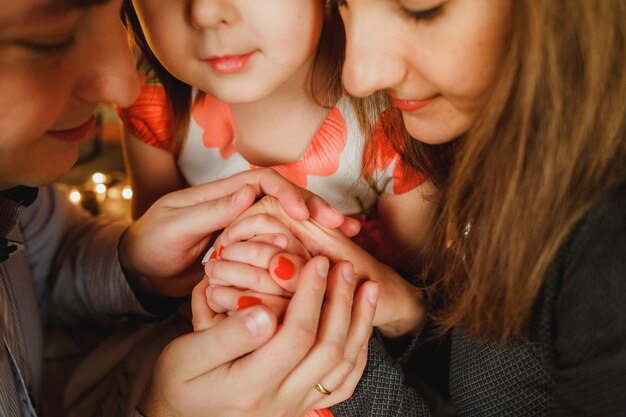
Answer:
[335, 357, 358, 380]
[332, 384, 357, 403]
[321, 340, 345, 364]
[289, 324, 317, 351]
[246, 243, 263, 260]
[251, 268, 266, 288]
[235, 392, 264, 413]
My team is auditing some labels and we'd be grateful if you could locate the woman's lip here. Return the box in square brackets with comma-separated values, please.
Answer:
[204, 51, 255, 74]
[47, 115, 96, 142]
[390, 95, 437, 112]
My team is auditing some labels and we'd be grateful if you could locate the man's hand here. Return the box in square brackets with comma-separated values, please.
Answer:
[119, 169, 361, 297]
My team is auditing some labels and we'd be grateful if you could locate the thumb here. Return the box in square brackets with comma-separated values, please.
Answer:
[172, 305, 277, 379]
[172, 185, 257, 243]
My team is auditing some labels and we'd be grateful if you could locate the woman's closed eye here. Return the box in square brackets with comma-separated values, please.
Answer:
[394, 1, 445, 22]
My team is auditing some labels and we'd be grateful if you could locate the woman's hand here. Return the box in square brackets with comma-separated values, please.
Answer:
[145, 256, 379, 417]
[211, 196, 428, 338]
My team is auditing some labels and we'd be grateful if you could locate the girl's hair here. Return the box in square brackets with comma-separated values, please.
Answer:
[121, 1, 347, 151]
[122, 1, 192, 153]
[420, 0, 626, 340]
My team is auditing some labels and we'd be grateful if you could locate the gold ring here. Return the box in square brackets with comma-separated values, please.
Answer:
[315, 383, 332, 396]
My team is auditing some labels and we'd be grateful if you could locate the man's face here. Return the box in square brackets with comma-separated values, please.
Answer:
[0, 0, 139, 190]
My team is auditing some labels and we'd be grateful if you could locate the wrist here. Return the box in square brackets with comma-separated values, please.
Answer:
[370, 262, 427, 338]
[118, 229, 184, 316]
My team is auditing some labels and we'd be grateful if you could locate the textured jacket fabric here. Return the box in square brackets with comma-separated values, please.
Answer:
[332, 181, 626, 416]
[0, 186, 151, 417]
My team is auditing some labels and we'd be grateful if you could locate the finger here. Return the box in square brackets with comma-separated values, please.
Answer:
[163, 185, 257, 246]
[281, 262, 357, 395]
[160, 168, 354, 234]
[191, 276, 216, 331]
[235, 257, 330, 388]
[207, 286, 290, 320]
[217, 214, 311, 259]
[308, 280, 378, 401]
[205, 257, 286, 295]
[166, 169, 312, 221]
[205, 285, 229, 314]
[337, 217, 362, 238]
[221, 240, 285, 269]
[267, 253, 307, 294]
[165, 305, 277, 378]
[312, 342, 369, 409]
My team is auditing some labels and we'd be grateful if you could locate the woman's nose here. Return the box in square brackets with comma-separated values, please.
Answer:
[342, 11, 407, 97]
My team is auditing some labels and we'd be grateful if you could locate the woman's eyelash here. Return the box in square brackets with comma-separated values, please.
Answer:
[330, 0, 442, 22]
[395, 4, 443, 22]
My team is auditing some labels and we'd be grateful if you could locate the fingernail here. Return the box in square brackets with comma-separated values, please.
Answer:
[217, 245, 225, 257]
[367, 283, 380, 306]
[244, 307, 271, 338]
[202, 246, 216, 264]
[274, 256, 295, 280]
[237, 296, 262, 311]
[316, 257, 329, 279]
[232, 186, 247, 206]
[274, 235, 288, 249]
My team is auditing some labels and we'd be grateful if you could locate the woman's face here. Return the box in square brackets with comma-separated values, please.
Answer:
[339, 0, 511, 144]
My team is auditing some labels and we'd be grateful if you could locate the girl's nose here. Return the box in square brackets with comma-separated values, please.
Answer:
[189, 0, 239, 30]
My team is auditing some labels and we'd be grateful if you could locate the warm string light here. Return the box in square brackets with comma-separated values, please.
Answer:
[122, 186, 133, 200]
[69, 190, 82, 203]
[63, 170, 132, 221]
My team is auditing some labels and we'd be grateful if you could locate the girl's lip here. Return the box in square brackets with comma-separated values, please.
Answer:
[205, 51, 255, 74]
[47, 116, 96, 142]
[390, 95, 437, 112]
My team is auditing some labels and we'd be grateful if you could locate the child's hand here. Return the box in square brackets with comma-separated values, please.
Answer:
[216, 201, 427, 338]
[203, 213, 312, 315]
[193, 274, 291, 328]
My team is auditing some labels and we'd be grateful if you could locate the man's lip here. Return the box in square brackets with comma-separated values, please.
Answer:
[389, 95, 438, 112]
[204, 51, 255, 74]
[47, 116, 96, 142]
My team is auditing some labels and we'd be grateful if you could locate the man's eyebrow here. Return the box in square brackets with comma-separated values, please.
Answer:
[45, 0, 111, 12]
[0, 0, 112, 30]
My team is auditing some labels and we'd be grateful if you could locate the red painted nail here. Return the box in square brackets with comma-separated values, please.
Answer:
[274, 256, 295, 280]
[209, 250, 218, 261]
[237, 296, 262, 311]
[218, 245, 225, 257]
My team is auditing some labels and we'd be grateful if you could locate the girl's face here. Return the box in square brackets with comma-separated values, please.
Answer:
[340, 0, 511, 144]
[132, 0, 325, 104]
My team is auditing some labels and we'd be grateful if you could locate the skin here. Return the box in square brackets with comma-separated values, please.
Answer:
[131, 0, 324, 105]
[0, 1, 373, 415]
[0, 0, 139, 190]
[339, 0, 511, 144]
[205, 196, 426, 338]
[125, 0, 334, 219]
[202, 0, 513, 339]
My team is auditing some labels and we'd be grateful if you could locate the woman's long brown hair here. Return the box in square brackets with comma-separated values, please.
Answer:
[421, 0, 626, 340]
